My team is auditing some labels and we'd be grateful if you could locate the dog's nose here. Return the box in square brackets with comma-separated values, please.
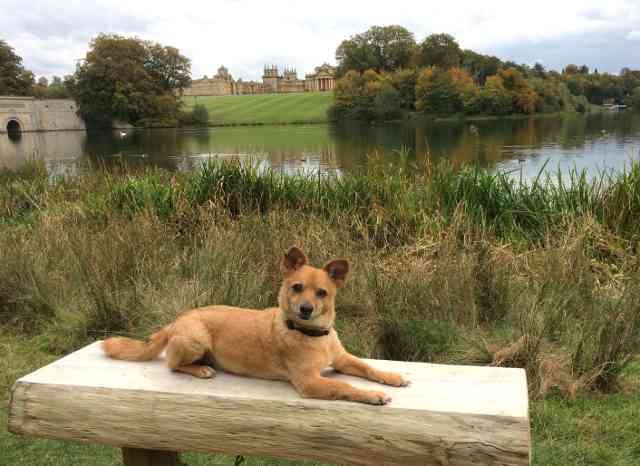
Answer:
[299, 304, 314, 319]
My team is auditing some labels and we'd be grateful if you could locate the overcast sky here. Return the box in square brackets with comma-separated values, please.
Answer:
[1, 0, 639, 81]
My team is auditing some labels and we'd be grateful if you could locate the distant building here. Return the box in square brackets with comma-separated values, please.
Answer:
[183, 66, 235, 97]
[305, 64, 337, 92]
[183, 64, 336, 97]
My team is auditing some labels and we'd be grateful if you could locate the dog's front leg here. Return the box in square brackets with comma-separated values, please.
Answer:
[291, 374, 391, 405]
[333, 352, 409, 387]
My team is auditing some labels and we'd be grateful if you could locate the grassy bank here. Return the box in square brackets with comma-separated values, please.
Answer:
[2, 160, 640, 465]
[181, 92, 333, 125]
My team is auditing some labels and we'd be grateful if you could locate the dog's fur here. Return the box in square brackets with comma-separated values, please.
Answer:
[102, 247, 408, 405]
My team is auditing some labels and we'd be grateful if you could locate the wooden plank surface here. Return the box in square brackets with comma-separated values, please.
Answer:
[9, 342, 530, 466]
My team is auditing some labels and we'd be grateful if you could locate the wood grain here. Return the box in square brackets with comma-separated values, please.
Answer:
[8, 342, 530, 466]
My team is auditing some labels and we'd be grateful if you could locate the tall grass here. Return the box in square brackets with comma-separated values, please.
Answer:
[1, 159, 640, 399]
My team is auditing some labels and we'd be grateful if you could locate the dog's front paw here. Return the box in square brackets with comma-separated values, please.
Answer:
[363, 390, 392, 405]
[196, 366, 216, 378]
[379, 371, 410, 387]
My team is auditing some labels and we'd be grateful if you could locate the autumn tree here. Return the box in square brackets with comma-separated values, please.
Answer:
[330, 25, 637, 120]
[497, 68, 538, 114]
[336, 25, 417, 76]
[461, 50, 501, 85]
[621, 69, 640, 95]
[0, 39, 35, 96]
[67, 34, 191, 127]
[563, 64, 579, 75]
[329, 69, 401, 121]
[415, 67, 462, 113]
[416, 33, 463, 69]
[449, 67, 479, 113]
[32, 76, 49, 98]
[476, 75, 513, 115]
[390, 68, 417, 109]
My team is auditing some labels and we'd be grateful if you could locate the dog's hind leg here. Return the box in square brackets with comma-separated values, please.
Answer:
[166, 335, 216, 379]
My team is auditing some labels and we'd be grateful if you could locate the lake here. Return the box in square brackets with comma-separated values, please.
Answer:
[2, 111, 640, 180]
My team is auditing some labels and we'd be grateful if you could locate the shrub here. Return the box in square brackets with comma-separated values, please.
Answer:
[191, 104, 209, 126]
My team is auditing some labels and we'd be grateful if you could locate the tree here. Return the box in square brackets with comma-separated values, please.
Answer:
[563, 64, 579, 75]
[476, 75, 513, 115]
[461, 50, 501, 85]
[390, 68, 417, 109]
[45, 76, 70, 98]
[449, 67, 479, 113]
[0, 39, 35, 96]
[621, 69, 640, 94]
[532, 63, 546, 78]
[144, 43, 192, 92]
[497, 68, 538, 114]
[67, 34, 191, 127]
[373, 81, 402, 120]
[336, 25, 417, 76]
[630, 87, 640, 109]
[32, 76, 49, 98]
[329, 69, 401, 121]
[416, 34, 463, 69]
[415, 67, 462, 113]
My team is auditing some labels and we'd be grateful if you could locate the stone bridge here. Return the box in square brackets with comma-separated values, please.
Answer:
[0, 96, 85, 134]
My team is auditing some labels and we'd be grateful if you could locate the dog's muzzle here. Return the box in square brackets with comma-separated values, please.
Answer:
[298, 303, 314, 320]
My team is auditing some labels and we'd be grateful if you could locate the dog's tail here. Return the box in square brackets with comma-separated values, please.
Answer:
[102, 326, 170, 361]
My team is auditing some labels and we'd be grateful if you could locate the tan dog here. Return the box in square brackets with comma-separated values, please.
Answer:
[102, 247, 408, 405]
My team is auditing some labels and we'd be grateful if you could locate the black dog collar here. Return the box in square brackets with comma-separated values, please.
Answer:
[286, 319, 330, 337]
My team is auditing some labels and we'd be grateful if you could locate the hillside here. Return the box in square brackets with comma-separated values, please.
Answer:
[182, 92, 333, 125]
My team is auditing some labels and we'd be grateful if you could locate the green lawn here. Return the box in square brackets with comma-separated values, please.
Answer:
[182, 92, 333, 125]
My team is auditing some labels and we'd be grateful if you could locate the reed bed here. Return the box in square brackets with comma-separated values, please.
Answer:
[2, 158, 639, 399]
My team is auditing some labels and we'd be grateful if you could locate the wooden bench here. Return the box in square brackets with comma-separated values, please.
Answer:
[8, 342, 530, 466]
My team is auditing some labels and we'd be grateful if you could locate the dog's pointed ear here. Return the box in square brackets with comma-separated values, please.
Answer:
[323, 259, 349, 288]
[282, 247, 307, 274]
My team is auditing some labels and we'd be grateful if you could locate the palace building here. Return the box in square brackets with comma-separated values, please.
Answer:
[183, 64, 336, 97]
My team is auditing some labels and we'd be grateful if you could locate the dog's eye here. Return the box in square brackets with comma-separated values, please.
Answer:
[316, 288, 327, 298]
[292, 283, 304, 293]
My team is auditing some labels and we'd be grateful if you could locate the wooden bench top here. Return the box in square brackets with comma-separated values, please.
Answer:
[9, 342, 530, 466]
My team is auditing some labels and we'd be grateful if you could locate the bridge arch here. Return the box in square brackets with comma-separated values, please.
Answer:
[5, 118, 23, 142]
[6, 118, 22, 133]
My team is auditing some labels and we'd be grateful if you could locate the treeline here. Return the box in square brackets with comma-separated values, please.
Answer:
[0, 40, 71, 99]
[1, 36, 196, 128]
[329, 26, 640, 121]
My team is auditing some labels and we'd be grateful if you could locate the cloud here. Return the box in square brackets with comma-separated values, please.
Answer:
[627, 30, 640, 40]
[489, 32, 640, 74]
[0, 0, 638, 79]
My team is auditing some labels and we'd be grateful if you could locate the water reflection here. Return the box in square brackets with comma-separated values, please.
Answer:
[0, 130, 85, 173]
[1, 112, 639, 181]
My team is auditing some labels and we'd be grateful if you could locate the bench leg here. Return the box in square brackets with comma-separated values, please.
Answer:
[122, 447, 184, 466]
